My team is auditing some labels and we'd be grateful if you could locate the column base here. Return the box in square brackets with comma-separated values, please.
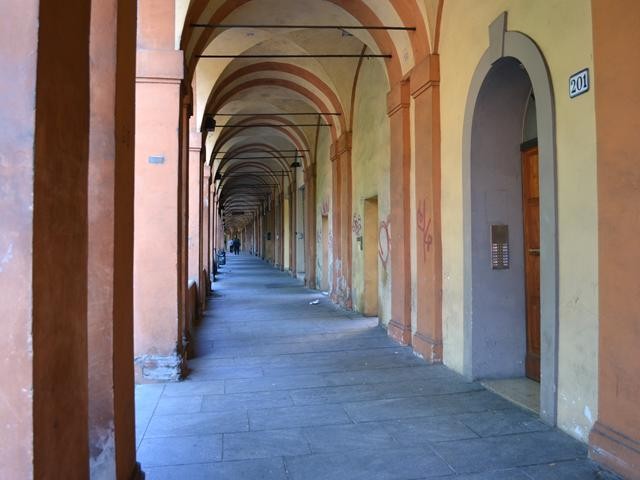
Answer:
[388, 319, 411, 345]
[412, 331, 443, 363]
[134, 352, 185, 383]
[590, 420, 640, 480]
[131, 462, 145, 480]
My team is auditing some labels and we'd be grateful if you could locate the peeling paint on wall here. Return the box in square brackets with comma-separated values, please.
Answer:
[89, 422, 116, 480]
[0, 243, 14, 272]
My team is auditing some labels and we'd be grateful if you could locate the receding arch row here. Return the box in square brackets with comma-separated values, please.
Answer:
[212, 121, 314, 170]
[207, 62, 347, 133]
[209, 78, 343, 140]
[181, 0, 431, 85]
[214, 146, 299, 179]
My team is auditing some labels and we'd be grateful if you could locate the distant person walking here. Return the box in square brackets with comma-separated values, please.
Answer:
[232, 237, 241, 255]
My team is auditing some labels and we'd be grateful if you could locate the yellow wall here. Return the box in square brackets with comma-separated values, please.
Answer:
[350, 58, 392, 324]
[438, 0, 598, 441]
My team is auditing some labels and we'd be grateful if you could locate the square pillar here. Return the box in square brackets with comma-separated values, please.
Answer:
[410, 55, 443, 361]
[305, 166, 318, 287]
[330, 133, 353, 308]
[188, 128, 202, 283]
[201, 168, 210, 305]
[387, 81, 412, 344]
[133, 44, 184, 381]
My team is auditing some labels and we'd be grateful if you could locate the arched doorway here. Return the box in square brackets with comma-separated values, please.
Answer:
[462, 13, 558, 425]
[469, 57, 533, 382]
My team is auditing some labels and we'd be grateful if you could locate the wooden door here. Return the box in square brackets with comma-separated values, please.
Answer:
[522, 146, 540, 381]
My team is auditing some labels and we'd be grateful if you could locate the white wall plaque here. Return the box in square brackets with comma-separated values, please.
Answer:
[569, 69, 589, 98]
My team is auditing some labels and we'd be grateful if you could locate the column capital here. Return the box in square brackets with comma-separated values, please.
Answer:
[410, 54, 440, 99]
[304, 166, 316, 183]
[136, 48, 184, 84]
[330, 132, 352, 161]
[387, 79, 410, 117]
[189, 132, 202, 152]
[181, 85, 193, 116]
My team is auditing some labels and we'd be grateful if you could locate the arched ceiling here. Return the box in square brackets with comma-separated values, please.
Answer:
[179, 0, 432, 232]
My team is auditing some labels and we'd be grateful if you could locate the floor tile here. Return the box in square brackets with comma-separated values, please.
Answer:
[145, 410, 248, 437]
[144, 457, 287, 480]
[137, 434, 222, 466]
[249, 404, 352, 431]
[285, 447, 453, 480]
[431, 431, 587, 473]
[303, 422, 397, 453]
[223, 429, 310, 460]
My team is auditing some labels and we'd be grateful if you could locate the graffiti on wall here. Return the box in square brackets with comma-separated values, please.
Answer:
[351, 213, 362, 236]
[332, 259, 352, 309]
[417, 198, 433, 263]
[320, 198, 330, 216]
[378, 216, 391, 270]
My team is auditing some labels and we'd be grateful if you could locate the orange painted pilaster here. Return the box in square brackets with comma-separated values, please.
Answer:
[177, 92, 190, 358]
[209, 184, 216, 264]
[279, 191, 285, 270]
[201, 168, 210, 301]
[305, 165, 318, 288]
[290, 183, 297, 274]
[589, 2, 640, 478]
[387, 80, 412, 344]
[410, 55, 443, 361]
[331, 133, 353, 308]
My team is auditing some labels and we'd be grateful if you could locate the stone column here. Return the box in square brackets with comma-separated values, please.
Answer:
[410, 55, 443, 361]
[387, 81, 412, 344]
[133, 0, 185, 381]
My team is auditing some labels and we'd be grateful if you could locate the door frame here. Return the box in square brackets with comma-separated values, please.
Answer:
[461, 13, 558, 425]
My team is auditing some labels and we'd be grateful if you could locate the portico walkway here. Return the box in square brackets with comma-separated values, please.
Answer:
[135, 255, 616, 480]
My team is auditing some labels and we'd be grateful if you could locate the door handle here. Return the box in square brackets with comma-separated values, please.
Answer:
[528, 248, 540, 255]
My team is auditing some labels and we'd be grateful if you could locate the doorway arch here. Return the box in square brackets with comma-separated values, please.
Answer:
[461, 13, 558, 425]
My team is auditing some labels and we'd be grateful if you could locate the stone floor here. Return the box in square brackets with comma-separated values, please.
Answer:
[482, 378, 540, 415]
[136, 255, 618, 480]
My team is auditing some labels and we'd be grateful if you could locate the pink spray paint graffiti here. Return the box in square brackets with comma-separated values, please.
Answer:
[417, 198, 433, 263]
[378, 217, 391, 270]
[320, 198, 330, 216]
